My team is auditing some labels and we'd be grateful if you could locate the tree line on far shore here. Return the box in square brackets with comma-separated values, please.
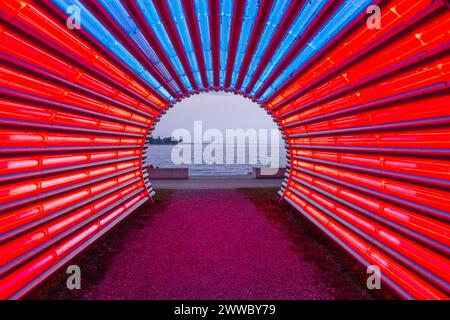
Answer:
[149, 136, 182, 145]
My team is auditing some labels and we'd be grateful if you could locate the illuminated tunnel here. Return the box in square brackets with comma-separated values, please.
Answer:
[0, 0, 449, 299]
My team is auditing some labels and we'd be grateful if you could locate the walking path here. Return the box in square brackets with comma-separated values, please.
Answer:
[151, 177, 283, 189]
[84, 190, 372, 299]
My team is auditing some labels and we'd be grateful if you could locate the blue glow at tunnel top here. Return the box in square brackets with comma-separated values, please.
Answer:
[52, 0, 175, 101]
[219, 0, 233, 87]
[166, 0, 204, 88]
[257, 0, 375, 101]
[241, 0, 291, 92]
[98, 0, 182, 95]
[53, 0, 375, 101]
[194, 0, 214, 86]
[136, 0, 193, 92]
[231, 0, 260, 88]
[251, 0, 329, 96]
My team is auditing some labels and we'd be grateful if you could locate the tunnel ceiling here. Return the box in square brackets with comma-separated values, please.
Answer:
[0, 0, 449, 299]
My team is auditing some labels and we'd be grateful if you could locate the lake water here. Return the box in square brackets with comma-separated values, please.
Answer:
[147, 143, 287, 176]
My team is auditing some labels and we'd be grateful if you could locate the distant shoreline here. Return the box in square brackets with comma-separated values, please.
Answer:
[148, 136, 182, 145]
[150, 142, 283, 146]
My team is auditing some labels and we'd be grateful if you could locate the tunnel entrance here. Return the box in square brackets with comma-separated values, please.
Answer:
[144, 92, 288, 183]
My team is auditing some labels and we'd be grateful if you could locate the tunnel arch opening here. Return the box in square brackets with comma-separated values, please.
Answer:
[142, 90, 290, 187]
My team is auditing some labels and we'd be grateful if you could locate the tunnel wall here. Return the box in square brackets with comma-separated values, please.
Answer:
[0, 0, 449, 299]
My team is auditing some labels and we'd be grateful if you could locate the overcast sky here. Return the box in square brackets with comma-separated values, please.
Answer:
[153, 92, 279, 138]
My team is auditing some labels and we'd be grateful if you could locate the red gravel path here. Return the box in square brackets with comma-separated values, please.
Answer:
[84, 190, 369, 299]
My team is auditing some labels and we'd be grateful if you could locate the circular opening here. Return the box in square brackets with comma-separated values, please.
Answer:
[145, 91, 289, 178]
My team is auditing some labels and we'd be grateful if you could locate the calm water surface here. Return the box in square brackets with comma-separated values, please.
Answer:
[147, 143, 287, 176]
